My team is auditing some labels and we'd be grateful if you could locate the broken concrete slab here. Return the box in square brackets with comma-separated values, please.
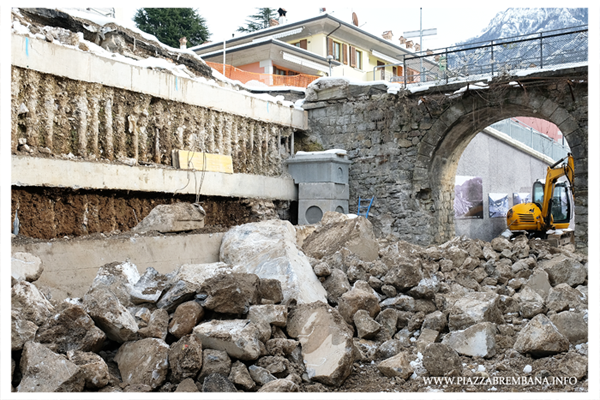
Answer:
[168, 300, 205, 339]
[287, 301, 354, 386]
[132, 202, 206, 233]
[442, 322, 497, 358]
[302, 212, 379, 262]
[193, 319, 262, 361]
[513, 314, 570, 357]
[34, 303, 105, 354]
[11, 251, 44, 282]
[113, 338, 170, 390]
[17, 341, 85, 392]
[448, 292, 504, 331]
[220, 219, 327, 305]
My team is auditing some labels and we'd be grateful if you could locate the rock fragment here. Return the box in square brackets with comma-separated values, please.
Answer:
[194, 320, 262, 360]
[168, 300, 205, 338]
[377, 352, 414, 379]
[422, 343, 463, 376]
[113, 338, 169, 390]
[169, 334, 204, 383]
[442, 322, 497, 358]
[513, 314, 570, 357]
[11, 252, 44, 282]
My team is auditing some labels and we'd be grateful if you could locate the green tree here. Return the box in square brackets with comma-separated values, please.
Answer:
[133, 8, 210, 48]
[237, 7, 278, 33]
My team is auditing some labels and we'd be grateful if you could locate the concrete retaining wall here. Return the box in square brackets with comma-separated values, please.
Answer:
[13, 233, 224, 301]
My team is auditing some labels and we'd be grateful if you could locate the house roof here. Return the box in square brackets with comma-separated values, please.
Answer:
[191, 13, 424, 63]
[199, 38, 341, 75]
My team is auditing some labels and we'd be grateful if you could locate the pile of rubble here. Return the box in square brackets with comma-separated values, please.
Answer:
[11, 211, 588, 393]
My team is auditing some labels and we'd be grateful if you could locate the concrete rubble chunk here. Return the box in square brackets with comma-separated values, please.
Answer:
[550, 311, 588, 345]
[229, 360, 256, 391]
[66, 350, 110, 390]
[17, 341, 85, 392]
[258, 378, 299, 392]
[138, 308, 168, 340]
[287, 301, 354, 386]
[249, 365, 277, 385]
[322, 268, 351, 305]
[168, 300, 205, 339]
[113, 338, 170, 390]
[202, 373, 237, 392]
[375, 308, 398, 339]
[248, 304, 288, 327]
[11, 310, 39, 351]
[338, 282, 381, 325]
[376, 339, 404, 359]
[546, 283, 584, 312]
[169, 334, 204, 383]
[416, 328, 439, 353]
[258, 278, 284, 304]
[200, 272, 260, 314]
[442, 322, 497, 358]
[382, 260, 424, 291]
[132, 202, 206, 233]
[257, 355, 290, 377]
[11, 280, 55, 327]
[266, 338, 299, 356]
[220, 220, 328, 305]
[302, 212, 379, 262]
[193, 319, 262, 360]
[353, 309, 382, 339]
[422, 343, 463, 376]
[491, 237, 512, 252]
[11, 252, 44, 282]
[89, 260, 140, 308]
[377, 352, 414, 379]
[35, 303, 105, 354]
[129, 266, 169, 304]
[514, 286, 547, 318]
[525, 268, 552, 300]
[198, 349, 231, 383]
[83, 287, 138, 343]
[422, 310, 447, 332]
[448, 292, 504, 331]
[175, 378, 199, 392]
[513, 314, 570, 357]
[540, 255, 587, 287]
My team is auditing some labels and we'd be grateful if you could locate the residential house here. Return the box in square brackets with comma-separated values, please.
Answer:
[190, 12, 437, 87]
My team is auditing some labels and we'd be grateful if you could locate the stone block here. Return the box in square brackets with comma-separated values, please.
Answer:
[193, 320, 262, 361]
[442, 322, 497, 358]
[513, 314, 570, 357]
[113, 338, 170, 390]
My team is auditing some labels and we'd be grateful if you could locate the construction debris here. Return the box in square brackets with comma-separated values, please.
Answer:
[10, 211, 588, 393]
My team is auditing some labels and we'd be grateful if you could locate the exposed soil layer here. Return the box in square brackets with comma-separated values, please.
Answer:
[11, 187, 293, 240]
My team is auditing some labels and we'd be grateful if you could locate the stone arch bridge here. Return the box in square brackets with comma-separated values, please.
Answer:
[302, 65, 588, 251]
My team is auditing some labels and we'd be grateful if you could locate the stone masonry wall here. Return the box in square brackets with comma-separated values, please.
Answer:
[302, 71, 588, 251]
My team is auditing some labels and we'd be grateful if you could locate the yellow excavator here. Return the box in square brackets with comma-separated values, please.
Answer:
[506, 153, 574, 238]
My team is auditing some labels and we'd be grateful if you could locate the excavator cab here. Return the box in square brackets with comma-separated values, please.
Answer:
[506, 153, 574, 237]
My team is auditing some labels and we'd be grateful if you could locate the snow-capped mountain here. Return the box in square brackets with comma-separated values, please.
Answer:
[459, 8, 587, 45]
[444, 8, 588, 76]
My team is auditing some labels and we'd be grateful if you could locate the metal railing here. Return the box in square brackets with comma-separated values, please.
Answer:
[491, 118, 570, 161]
[390, 25, 588, 87]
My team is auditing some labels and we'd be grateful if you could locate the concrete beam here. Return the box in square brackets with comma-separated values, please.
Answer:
[482, 127, 554, 165]
[12, 34, 307, 130]
[12, 156, 297, 201]
[12, 232, 224, 301]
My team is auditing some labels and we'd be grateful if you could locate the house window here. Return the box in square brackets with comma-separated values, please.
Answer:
[355, 50, 362, 69]
[292, 39, 308, 50]
[350, 47, 362, 70]
[333, 41, 341, 61]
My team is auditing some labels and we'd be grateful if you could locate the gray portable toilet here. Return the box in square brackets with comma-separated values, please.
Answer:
[285, 149, 351, 225]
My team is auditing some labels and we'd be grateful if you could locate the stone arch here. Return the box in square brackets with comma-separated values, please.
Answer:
[419, 85, 587, 249]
